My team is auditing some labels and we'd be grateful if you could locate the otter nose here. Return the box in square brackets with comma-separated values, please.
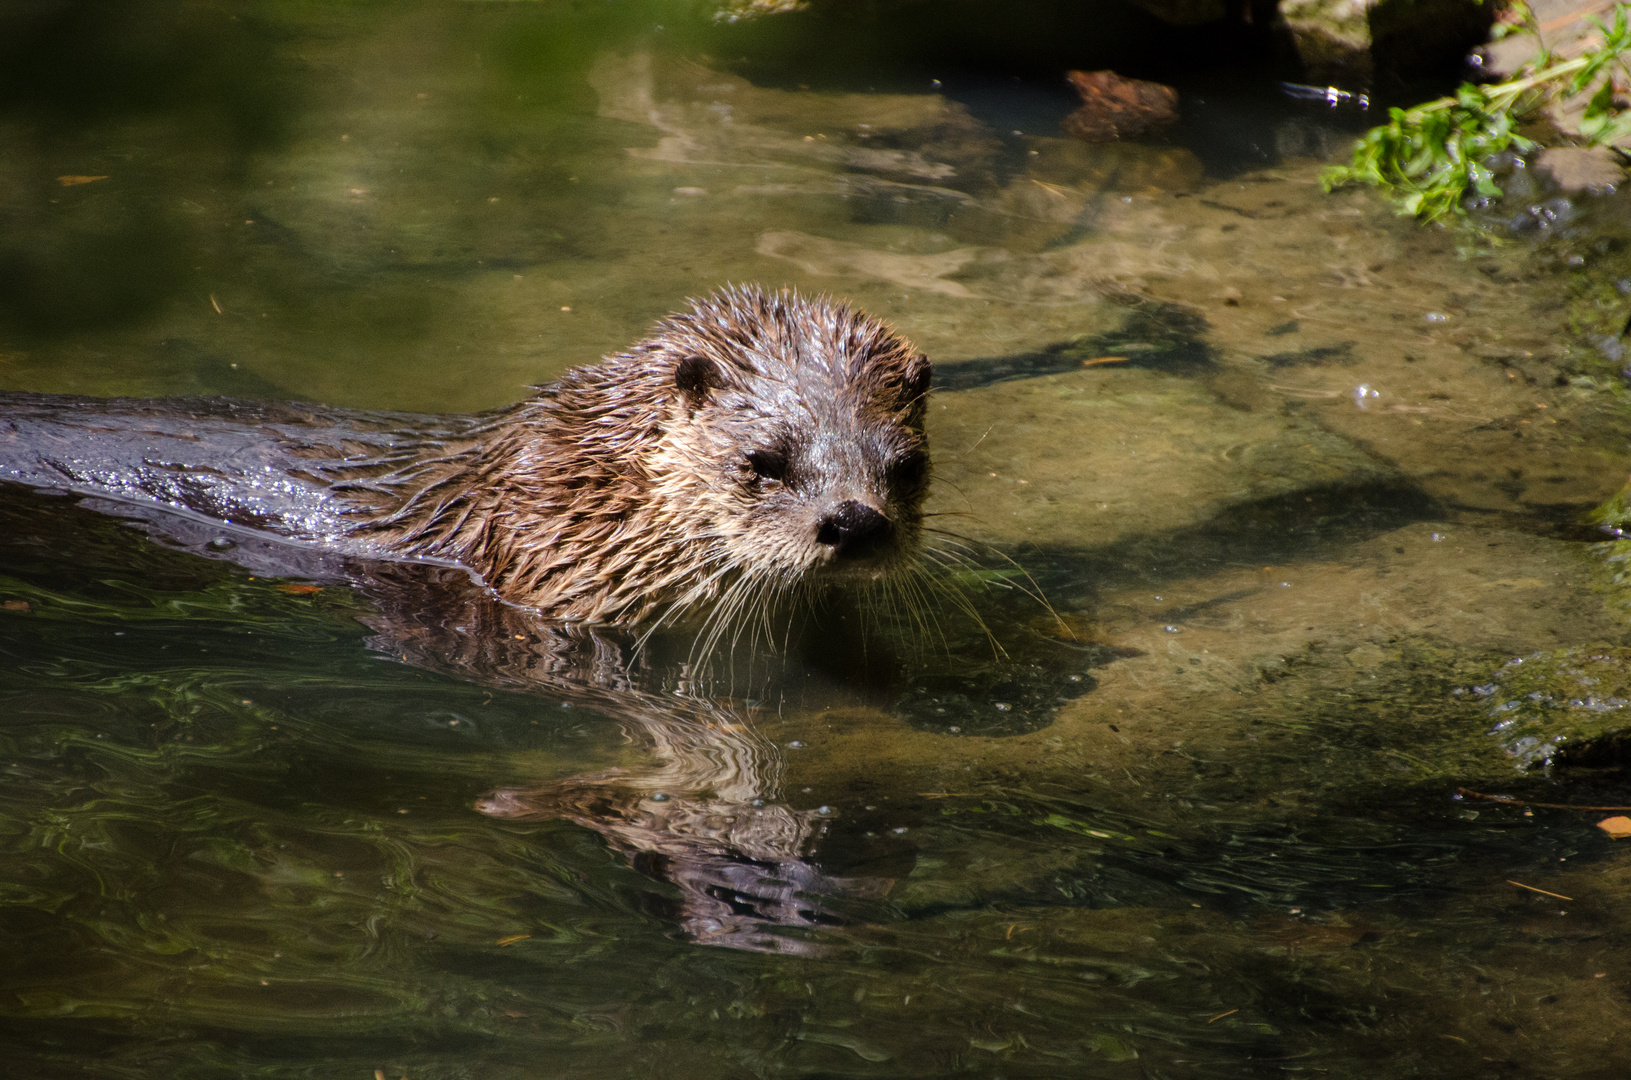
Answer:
[816, 500, 891, 558]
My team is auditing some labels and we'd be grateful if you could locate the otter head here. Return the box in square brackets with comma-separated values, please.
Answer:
[650, 286, 931, 597]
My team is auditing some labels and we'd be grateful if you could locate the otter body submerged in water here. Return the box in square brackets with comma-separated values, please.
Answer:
[0, 286, 932, 627]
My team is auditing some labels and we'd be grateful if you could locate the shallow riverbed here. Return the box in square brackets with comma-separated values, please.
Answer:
[5, 3, 1631, 1078]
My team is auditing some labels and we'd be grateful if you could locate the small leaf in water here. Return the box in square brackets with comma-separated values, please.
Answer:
[276, 584, 323, 595]
[1037, 813, 1129, 841]
[1089, 1033, 1138, 1061]
[796, 1032, 890, 1062]
[56, 175, 108, 186]
[1596, 815, 1631, 838]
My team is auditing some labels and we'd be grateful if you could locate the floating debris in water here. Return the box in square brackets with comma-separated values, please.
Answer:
[1597, 815, 1631, 839]
[1280, 82, 1370, 110]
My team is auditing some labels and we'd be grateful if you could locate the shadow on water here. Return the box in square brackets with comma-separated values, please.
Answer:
[1042, 479, 1442, 597]
[933, 297, 1215, 389]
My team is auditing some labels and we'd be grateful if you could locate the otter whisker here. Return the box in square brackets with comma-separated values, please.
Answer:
[694, 567, 766, 669]
[634, 556, 740, 655]
[930, 477, 976, 512]
[643, 549, 737, 627]
[920, 541, 980, 569]
[902, 565, 948, 651]
[922, 526, 1065, 636]
[920, 555, 978, 584]
[691, 578, 743, 665]
[920, 541, 984, 576]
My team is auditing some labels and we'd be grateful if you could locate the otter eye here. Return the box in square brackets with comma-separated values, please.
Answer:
[745, 449, 789, 484]
[888, 449, 930, 488]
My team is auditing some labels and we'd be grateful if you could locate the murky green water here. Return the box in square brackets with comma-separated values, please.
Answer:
[7, 2, 1631, 1077]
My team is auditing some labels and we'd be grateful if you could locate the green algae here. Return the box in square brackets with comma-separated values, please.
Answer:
[1474, 644, 1631, 769]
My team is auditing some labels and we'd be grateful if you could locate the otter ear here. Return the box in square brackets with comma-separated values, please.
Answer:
[675, 354, 724, 405]
[901, 354, 931, 404]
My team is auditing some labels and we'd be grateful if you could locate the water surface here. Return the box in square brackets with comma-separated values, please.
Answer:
[5, 3, 1631, 1077]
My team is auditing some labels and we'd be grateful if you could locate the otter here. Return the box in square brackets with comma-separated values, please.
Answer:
[0, 286, 932, 631]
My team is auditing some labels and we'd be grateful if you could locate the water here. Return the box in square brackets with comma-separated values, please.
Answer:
[5, 2, 1631, 1077]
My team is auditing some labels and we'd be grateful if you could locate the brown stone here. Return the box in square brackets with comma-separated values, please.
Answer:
[1062, 70, 1179, 143]
[1536, 147, 1626, 195]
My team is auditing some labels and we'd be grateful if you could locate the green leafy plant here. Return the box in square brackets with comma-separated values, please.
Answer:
[1323, 2, 1631, 222]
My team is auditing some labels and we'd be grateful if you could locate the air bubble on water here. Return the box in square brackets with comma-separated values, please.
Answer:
[650, 792, 670, 802]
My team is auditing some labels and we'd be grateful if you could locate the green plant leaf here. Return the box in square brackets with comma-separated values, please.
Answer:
[1325, 15, 1631, 222]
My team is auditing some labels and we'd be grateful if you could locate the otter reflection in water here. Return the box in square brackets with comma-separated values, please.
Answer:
[381, 573, 894, 954]
[0, 287, 942, 952]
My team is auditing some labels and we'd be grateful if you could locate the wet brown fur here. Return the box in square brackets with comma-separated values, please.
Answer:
[349, 285, 932, 627]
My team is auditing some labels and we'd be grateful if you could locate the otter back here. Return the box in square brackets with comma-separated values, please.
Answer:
[0, 391, 474, 579]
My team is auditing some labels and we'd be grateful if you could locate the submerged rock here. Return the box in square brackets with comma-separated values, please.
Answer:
[1063, 70, 1180, 143]
[1536, 147, 1626, 195]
